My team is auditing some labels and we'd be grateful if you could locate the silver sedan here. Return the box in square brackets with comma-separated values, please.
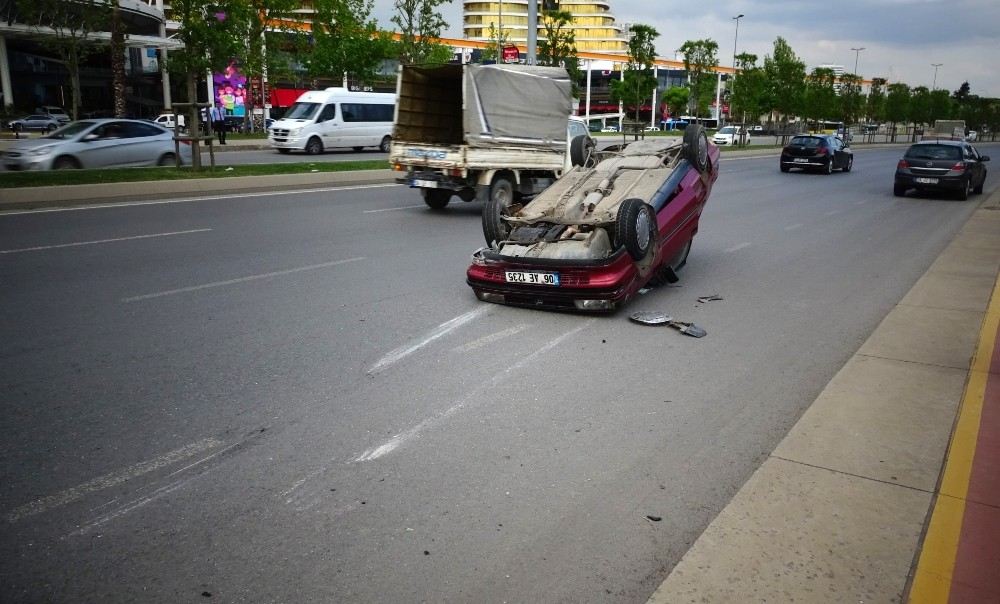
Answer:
[2, 119, 191, 170]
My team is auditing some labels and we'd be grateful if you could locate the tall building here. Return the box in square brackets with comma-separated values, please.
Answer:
[463, 1, 628, 53]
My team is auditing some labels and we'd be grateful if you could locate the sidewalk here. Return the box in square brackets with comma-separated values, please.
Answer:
[648, 190, 1000, 603]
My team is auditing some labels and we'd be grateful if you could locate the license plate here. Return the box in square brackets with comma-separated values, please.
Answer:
[505, 271, 559, 286]
[412, 179, 438, 188]
[793, 158, 808, 163]
[915, 177, 938, 184]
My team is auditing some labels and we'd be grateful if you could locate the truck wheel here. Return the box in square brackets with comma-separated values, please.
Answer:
[615, 198, 655, 261]
[379, 136, 392, 153]
[570, 135, 594, 167]
[683, 124, 709, 173]
[305, 137, 323, 155]
[489, 175, 514, 207]
[423, 188, 451, 209]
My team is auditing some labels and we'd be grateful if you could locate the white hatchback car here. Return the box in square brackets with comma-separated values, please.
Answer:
[2, 119, 191, 170]
[712, 126, 745, 146]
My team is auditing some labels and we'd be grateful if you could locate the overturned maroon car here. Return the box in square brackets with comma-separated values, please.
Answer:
[467, 125, 720, 312]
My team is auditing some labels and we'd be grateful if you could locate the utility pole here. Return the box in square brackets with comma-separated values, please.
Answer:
[729, 14, 743, 127]
[931, 63, 943, 90]
[851, 47, 865, 75]
[527, 0, 537, 64]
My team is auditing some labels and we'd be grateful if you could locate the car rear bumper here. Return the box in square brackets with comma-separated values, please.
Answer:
[781, 155, 828, 168]
[895, 173, 967, 191]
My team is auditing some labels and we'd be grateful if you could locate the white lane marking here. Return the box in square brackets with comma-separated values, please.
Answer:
[854, 199, 869, 205]
[68, 476, 197, 537]
[0, 228, 212, 254]
[368, 306, 489, 374]
[783, 223, 803, 231]
[354, 321, 593, 464]
[452, 324, 528, 353]
[725, 242, 752, 253]
[825, 209, 842, 216]
[362, 204, 426, 214]
[122, 257, 365, 302]
[6, 438, 223, 523]
[0, 184, 401, 216]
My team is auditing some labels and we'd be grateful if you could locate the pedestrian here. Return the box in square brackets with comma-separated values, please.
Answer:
[210, 105, 226, 144]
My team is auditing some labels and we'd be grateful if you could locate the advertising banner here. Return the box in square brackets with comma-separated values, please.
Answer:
[213, 61, 247, 118]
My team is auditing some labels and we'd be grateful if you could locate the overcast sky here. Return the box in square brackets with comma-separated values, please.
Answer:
[369, 0, 1000, 97]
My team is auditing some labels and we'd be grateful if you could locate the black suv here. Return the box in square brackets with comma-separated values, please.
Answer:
[894, 140, 989, 200]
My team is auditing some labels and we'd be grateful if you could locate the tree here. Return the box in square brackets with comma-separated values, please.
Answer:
[678, 38, 719, 121]
[15, 0, 111, 119]
[661, 86, 690, 120]
[232, 0, 298, 132]
[538, 9, 581, 98]
[392, 0, 451, 65]
[763, 37, 805, 127]
[884, 82, 910, 141]
[802, 67, 837, 128]
[839, 73, 863, 127]
[866, 77, 887, 124]
[929, 88, 953, 122]
[480, 22, 510, 62]
[909, 86, 932, 127]
[306, 0, 394, 85]
[110, 2, 126, 117]
[952, 81, 971, 104]
[609, 24, 658, 140]
[168, 0, 249, 169]
[729, 52, 767, 127]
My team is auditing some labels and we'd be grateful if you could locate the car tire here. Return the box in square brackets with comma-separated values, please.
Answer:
[844, 156, 853, 172]
[893, 184, 907, 197]
[422, 188, 451, 210]
[780, 163, 790, 173]
[973, 176, 984, 194]
[157, 152, 176, 167]
[46, 125, 56, 133]
[615, 198, 655, 261]
[683, 124, 709, 173]
[958, 178, 970, 200]
[380, 136, 392, 153]
[482, 177, 515, 245]
[277, 148, 291, 154]
[305, 137, 323, 155]
[569, 135, 593, 167]
[825, 158, 834, 175]
[53, 156, 80, 170]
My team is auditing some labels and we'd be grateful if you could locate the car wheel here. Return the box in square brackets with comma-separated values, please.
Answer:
[379, 136, 392, 153]
[305, 137, 323, 155]
[844, 155, 853, 172]
[683, 124, 709, 173]
[615, 198, 655, 261]
[157, 152, 176, 167]
[825, 158, 834, 175]
[780, 163, 790, 173]
[46, 125, 56, 133]
[569, 135, 593, 167]
[422, 188, 451, 210]
[973, 175, 984, 194]
[482, 176, 515, 245]
[958, 178, 970, 200]
[893, 184, 907, 197]
[277, 148, 291, 154]
[53, 156, 80, 170]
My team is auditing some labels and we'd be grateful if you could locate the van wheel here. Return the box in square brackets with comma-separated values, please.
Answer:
[305, 137, 323, 155]
[157, 152, 176, 167]
[423, 188, 451, 209]
[379, 136, 391, 153]
[277, 148, 291, 154]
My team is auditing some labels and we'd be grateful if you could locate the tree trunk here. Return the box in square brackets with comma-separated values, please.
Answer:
[69, 47, 81, 121]
[111, 5, 127, 118]
[187, 73, 201, 170]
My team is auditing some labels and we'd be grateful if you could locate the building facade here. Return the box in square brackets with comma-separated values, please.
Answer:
[463, 1, 627, 53]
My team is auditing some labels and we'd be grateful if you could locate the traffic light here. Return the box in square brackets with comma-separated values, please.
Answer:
[542, 0, 559, 11]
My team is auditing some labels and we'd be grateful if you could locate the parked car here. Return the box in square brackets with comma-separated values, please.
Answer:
[8, 114, 63, 133]
[36, 106, 71, 123]
[466, 125, 720, 312]
[153, 112, 187, 131]
[601, 126, 619, 133]
[2, 119, 191, 171]
[750, 125, 764, 134]
[893, 140, 989, 200]
[712, 125, 746, 145]
[779, 134, 853, 174]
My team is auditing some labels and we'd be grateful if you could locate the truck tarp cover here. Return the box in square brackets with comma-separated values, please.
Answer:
[394, 63, 572, 151]
[464, 64, 572, 150]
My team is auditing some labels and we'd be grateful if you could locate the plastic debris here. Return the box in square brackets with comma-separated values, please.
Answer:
[629, 311, 707, 338]
[646, 515, 662, 522]
[697, 294, 723, 303]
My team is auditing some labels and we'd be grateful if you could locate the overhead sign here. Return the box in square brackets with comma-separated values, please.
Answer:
[502, 45, 519, 64]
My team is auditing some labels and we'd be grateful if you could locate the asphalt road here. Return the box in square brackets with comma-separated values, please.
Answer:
[1, 144, 997, 602]
[214, 147, 385, 164]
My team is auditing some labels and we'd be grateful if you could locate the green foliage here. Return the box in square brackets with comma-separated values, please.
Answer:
[306, 0, 394, 84]
[928, 89, 953, 122]
[885, 82, 911, 126]
[661, 86, 690, 119]
[729, 52, 767, 124]
[393, 0, 451, 65]
[866, 78, 887, 123]
[763, 37, 805, 123]
[610, 24, 658, 137]
[802, 67, 837, 126]
[538, 10, 581, 97]
[168, 0, 249, 78]
[480, 22, 510, 62]
[838, 73, 864, 125]
[909, 86, 932, 126]
[678, 38, 719, 119]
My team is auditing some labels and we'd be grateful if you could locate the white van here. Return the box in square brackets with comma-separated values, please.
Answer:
[154, 113, 187, 131]
[268, 88, 395, 155]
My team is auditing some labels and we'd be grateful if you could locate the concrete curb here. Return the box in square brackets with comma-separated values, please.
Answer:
[647, 188, 1000, 603]
[0, 169, 397, 210]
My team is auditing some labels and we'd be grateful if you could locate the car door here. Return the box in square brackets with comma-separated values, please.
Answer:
[117, 121, 171, 166]
[965, 144, 985, 186]
[829, 136, 846, 168]
[314, 103, 339, 147]
[74, 122, 130, 168]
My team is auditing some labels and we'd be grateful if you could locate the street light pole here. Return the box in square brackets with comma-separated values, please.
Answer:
[730, 14, 743, 128]
[851, 46, 865, 75]
[931, 63, 943, 90]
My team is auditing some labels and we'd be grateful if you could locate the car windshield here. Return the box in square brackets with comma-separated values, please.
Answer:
[905, 144, 961, 160]
[718, 127, 736, 134]
[43, 121, 96, 139]
[790, 136, 823, 147]
[284, 102, 320, 120]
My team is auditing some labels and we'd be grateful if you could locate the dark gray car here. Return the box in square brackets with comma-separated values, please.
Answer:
[894, 140, 989, 200]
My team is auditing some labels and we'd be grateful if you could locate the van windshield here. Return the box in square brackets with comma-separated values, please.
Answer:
[284, 102, 320, 120]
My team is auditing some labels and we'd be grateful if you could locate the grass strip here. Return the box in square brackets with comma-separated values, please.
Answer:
[1, 160, 390, 189]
